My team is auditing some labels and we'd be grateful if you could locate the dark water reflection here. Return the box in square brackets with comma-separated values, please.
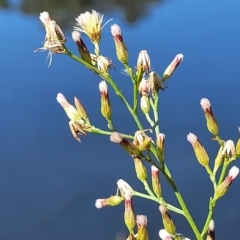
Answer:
[1, 0, 240, 239]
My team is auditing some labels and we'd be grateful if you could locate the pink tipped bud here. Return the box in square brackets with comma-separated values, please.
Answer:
[187, 133, 209, 166]
[95, 195, 124, 208]
[157, 133, 165, 161]
[162, 54, 184, 81]
[99, 81, 111, 120]
[56, 93, 79, 121]
[124, 190, 135, 232]
[72, 31, 81, 43]
[200, 98, 218, 135]
[111, 24, 128, 64]
[151, 166, 162, 197]
[136, 215, 149, 240]
[159, 206, 176, 235]
[214, 166, 239, 199]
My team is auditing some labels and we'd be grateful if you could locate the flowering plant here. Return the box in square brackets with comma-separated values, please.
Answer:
[35, 10, 240, 240]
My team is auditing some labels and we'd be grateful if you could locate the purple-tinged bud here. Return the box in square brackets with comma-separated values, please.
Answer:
[72, 31, 92, 65]
[137, 50, 151, 74]
[133, 130, 152, 152]
[214, 166, 239, 199]
[124, 190, 135, 233]
[117, 179, 134, 197]
[151, 166, 162, 198]
[206, 219, 215, 240]
[187, 133, 209, 166]
[95, 195, 124, 208]
[110, 132, 141, 156]
[159, 229, 173, 240]
[99, 80, 112, 120]
[133, 157, 147, 181]
[200, 98, 218, 136]
[140, 96, 150, 114]
[157, 133, 165, 161]
[162, 54, 184, 81]
[159, 206, 176, 235]
[136, 215, 149, 240]
[222, 140, 236, 159]
[111, 24, 128, 64]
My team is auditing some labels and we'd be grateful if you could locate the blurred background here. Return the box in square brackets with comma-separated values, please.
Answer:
[0, 0, 240, 239]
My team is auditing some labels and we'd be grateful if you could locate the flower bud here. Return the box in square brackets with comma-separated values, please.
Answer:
[148, 71, 165, 94]
[222, 140, 236, 159]
[140, 96, 150, 114]
[151, 166, 162, 198]
[162, 54, 184, 81]
[213, 146, 224, 173]
[214, 166, 239, 199]
[110, 132, 142, 156]
[111, 24, 128, 64]
[156, 133, 165, 161]
[117, 179, 135, 197]
[95, 195, 124, 208]
[136, 215, 149, 240]
[187, 133, 209, 166]
[159, 206, 176, 235]
[72, 31, 93, 65]
[138, 78, 150, 96]
[200, 98, 219, 136]
[133, 130, 152, 152]
[57, 93, 80, 121]
[99, 81, 112, 120]
[133, 157, 147, 181]
[137, 50, 151, 74]
[159, 229, 173, 240]
[124, 190, 135, 233]
[206, 219, 215, 240]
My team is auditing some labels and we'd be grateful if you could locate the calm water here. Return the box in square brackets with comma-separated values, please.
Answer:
[1, 0, 240, 239]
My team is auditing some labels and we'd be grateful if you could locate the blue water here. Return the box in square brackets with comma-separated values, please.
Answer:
[0, 0, 240, 239]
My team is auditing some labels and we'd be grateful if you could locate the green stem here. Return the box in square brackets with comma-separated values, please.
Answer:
[201, 198, 216, 237]
[205, 165, 217, 190]
[134, 191, 183, 214]
[218, 159, 230, 185]
[90, 126, 134, 139]
[145, 113, 155, 127]
[150, 96, 160, 137]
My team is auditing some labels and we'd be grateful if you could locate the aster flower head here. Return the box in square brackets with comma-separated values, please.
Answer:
[75, 10, 111, 44]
